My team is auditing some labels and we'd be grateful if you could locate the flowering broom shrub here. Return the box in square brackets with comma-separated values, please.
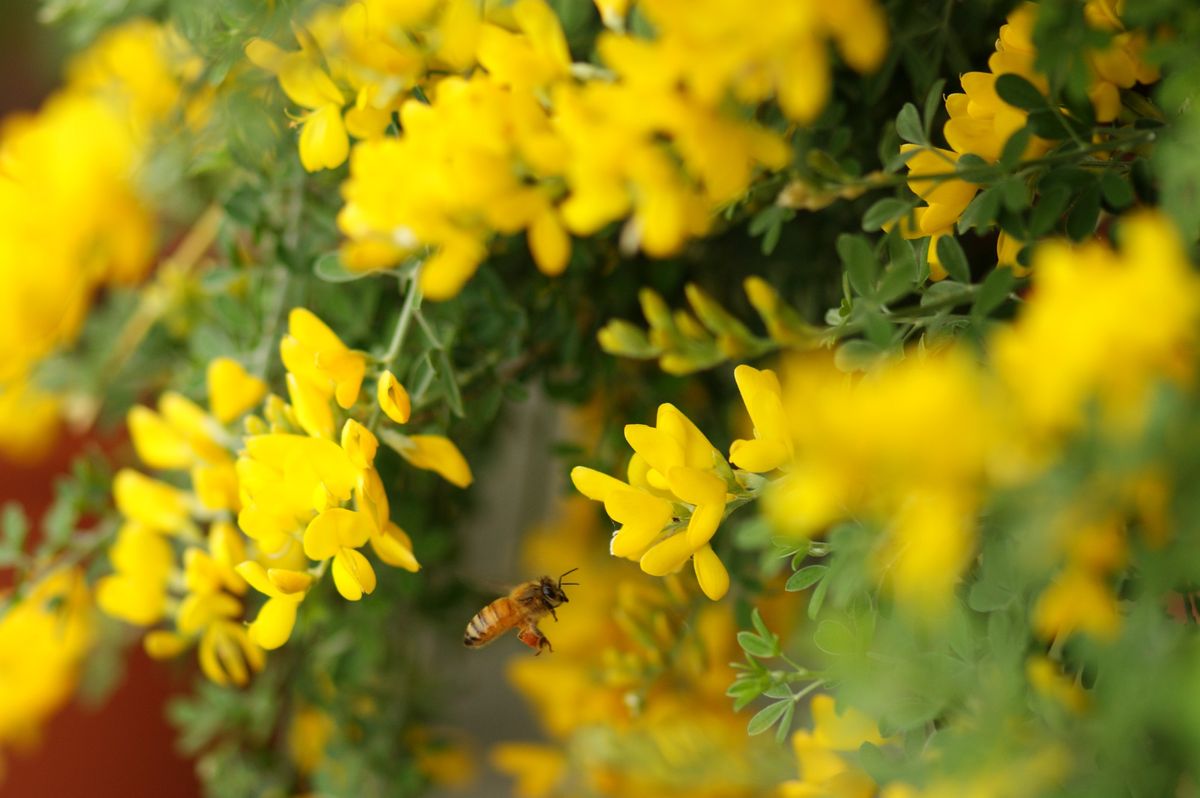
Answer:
[3, 0, 1200, 795]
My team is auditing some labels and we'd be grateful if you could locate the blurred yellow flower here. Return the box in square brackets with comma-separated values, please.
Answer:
[0, 569, 93, 754]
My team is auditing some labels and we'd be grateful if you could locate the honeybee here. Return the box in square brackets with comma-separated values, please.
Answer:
[463, 569, 579, 654]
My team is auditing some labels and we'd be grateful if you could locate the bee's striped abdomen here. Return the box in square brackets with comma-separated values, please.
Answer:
[463, 597, 519, 647]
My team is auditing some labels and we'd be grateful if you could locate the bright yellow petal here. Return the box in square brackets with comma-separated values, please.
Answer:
[693, 544, 730, 600]
[332, 548, 377, 600]
[299, 104, 350, 172]
[207, 357, 267, 424]
[249, 596, 300, 650]
[640, 534, 696, 576]
[377, 370, 412, 424]
[399, 434, 473, 487]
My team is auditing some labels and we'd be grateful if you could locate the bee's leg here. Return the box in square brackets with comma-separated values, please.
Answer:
[518, 625, 552, 655]
[548, 606, 558, 622]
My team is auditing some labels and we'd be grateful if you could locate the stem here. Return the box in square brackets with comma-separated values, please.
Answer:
[369, 271, 422, 429]
[790, 679, 827, 703]
[872, 129, 1155, 190]
[380, 271, 423, 365]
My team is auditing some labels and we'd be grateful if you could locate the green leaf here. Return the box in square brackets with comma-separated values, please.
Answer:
[972, 267, 1017, 318]
[1028, 184, 1072, 237]
[833, 340, 884, 373]
[813, 619, 855, 656]
[862, 198, 912, 232]
[896, 103, 925, 145]
[862, 311, 895, 349]
[750, 608, 773, 641]
[737, 631, 779, 659]
[775, 701, 796, 745]
[313, 252, 373, 283]
[935, 236, 971, 283]
[1100, 171, 1135, 210]
[1026, 108, 1066, 139]
[922, 78, 947, 139]
[999, 126, 1032, 169]
[837, 234, 878, 296]
[1066, 185, 1102, 241]
[747, 698, 792, 736]
[786, 565, 827, 592]
[967, 580, 1012, 612]
[808, 574, 830, 620]
[955, 153, 990, 174]
[920, 280, 973, 309]
[999, 178, 1030, 212]
[726, 676, 767, 701]
[877, 236, 918, 304]
[994, 73, 1046, 111]
[958, 186, 1001, 233]
[432, 348, 466, 418]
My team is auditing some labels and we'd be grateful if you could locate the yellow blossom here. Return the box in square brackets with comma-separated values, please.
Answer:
[236, 561, 312, 649]
[1033, 568, 1121, 642]
[395, 433, 474, 487]
[0, 569, 92, 751]
[280, 307, 367, 409]
[992, 213, 1199, 438]
[304, 508, 378, 600]
[207, 357, 268, 423]
[377, 370, 412, 424]
[573, 402, 734, 599]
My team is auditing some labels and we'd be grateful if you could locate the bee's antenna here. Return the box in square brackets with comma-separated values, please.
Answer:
[558, 567, 579, 588]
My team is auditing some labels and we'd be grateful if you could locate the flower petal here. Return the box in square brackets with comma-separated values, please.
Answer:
[693, 544, 730, 600]
[639, 533, 696, 576]
[332, 548, 377, 601]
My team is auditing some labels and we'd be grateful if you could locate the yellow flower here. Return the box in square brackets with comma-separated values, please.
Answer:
[898, 2, 1158, 256]
[246, 39, 349, 171]
[0, 19, 198, 462]
[491, 743, 567, 798]
[765, 351, 996, 613]
[1026, 655, 1089, 713]
[304, 508, 378, 600]
[236, 561, 312, 649]
[573, 402, 734, 599]
[781, 695, 887, 798]
[289, 705, 335, 775]
[339, 73, 567, 296]
[280, 308, 367, 410]
[730, 364, 791, 472]
[0, 569, 92, 750]
[1033, 568, 1121, 642]
[207, 357, 268, 424]
[393, 433, 474, 488]
[112, 469, 192, 533]
[377, 370, 412, 424]
[992, 213, 1199, 438]
[477, 0, 572, 92]
[96, 522, 175, 625]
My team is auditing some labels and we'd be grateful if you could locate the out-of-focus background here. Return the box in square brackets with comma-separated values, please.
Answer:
[0, 2, 197, 792]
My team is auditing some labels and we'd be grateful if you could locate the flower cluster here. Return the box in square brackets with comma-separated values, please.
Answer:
[98, 308, 472, 682]
[571, 402, 743, 601]
[251, 0, 887, 299]
[577, 211, 1197, 619]
[0, 19, 199, 461]
[901, 1, 1158, 278]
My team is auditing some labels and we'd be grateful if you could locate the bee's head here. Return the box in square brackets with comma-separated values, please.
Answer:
[540, 568, 579, 606]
